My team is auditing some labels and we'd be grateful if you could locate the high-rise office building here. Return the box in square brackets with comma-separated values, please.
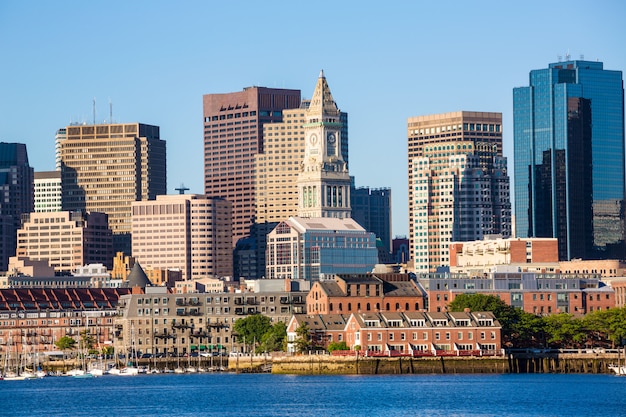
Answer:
[513, 60, 625, 260]
[132, 194, 233, 280]
[297, 70, 351, 219]
[34, 171, 62, 212]
[0, 142, 34, 271]
[350, 178, 392, 254]
[59, 123, 166, 255]
[203, 87, 301, 247]
[407, 112, 511, 273]
[16, 211, 113, 272]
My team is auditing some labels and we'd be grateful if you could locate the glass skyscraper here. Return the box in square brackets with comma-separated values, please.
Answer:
[513, 60, 625, 260]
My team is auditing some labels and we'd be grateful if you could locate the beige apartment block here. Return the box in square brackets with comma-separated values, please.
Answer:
[16, 211, 113, 272]
[132, 194, 233, 280]
[59, 123, 166, 255]
[407, 111, 511, 273]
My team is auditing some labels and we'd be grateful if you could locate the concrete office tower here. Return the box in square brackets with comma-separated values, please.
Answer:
[407, 112, 511, 273]
[514, 60, 625, 261]
[59, 123, 166, 255]
[0, 143, 34, 272]
[132, 194, 233, 280]
[297, 70, 351, 219]
[34, 171, 62, 212]
[16, 211, 113, 271]
[203, 87, 301, 247]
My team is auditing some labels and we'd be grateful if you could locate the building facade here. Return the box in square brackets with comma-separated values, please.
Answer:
[34, 171, 62, 213]
[350, 180, 392, 254]
[59, 122, 166, 255]
[297, 71, 352, 219]
[203, 87, 301, 247]
[0, 143, 34, 272]
[306, 273, 425, 315]
[287, 310, 502, 355]
[407, 112, 511, 273]
[16, 211, 113, 271]
[417, 271, 614, 315]
[449, 236, 559, 275]
[114, 286, 306, 357]
[0, 287, 130, 360]
[265, 217, 378, 281]
[513, 60, 625, 261]
[131, 194, 233, 280]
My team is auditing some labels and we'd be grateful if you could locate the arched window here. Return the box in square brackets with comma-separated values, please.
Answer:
[415, 302, 419, 310]
[406, 303, 410, 311]
[339, 303, 343, 311]
[357, 303, 361, 311]
[366, 303, 371, 311]
[376, 303, 380, 311]
[386, 303, 390, 311]
[348, 303, 352, 311]
[329, 303, 333, 312]
[395, 303, 400, 310]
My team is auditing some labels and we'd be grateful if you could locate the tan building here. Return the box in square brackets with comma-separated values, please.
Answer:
[255, 106, 308, 223]
[132, 194, 233, 280]
[408, 111, 511, 273]
[449, 236, 559, 275]
[16, 211, 113, 272]
[59, 122, 166, 255]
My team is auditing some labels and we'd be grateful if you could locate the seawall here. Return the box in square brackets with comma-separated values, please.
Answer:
[229, 352, 624, 375]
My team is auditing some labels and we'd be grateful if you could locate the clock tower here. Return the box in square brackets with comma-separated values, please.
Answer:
[298, 70, 351, 219]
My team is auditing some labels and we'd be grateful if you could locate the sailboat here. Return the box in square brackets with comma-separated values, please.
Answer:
[114, 324, 139, 376]
[3, 337, 28, 380]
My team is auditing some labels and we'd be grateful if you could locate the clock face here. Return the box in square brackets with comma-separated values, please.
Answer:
[327, 133, 336, 143]
[309, 134, 318, 145]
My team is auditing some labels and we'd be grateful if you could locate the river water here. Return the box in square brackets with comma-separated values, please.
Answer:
[1, 372, 625, 416]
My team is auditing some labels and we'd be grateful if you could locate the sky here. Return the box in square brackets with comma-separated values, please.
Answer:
[1, 1, 625, 239]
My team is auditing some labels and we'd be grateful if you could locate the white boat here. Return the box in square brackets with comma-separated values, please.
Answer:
[174, 367, 185, 374]
[119, 366, 139, 376]
[608, 364, 626, 375]
[186, 366, 197, 373]
[88, 367, 105, 377]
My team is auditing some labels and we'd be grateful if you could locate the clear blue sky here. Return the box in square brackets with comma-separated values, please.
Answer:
[1, 1, 625, 238]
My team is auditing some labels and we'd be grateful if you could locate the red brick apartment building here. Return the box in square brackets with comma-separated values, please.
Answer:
[0, 288, 130, 356]
[287, 310, 501, 356]
[306, 274, 426, 315]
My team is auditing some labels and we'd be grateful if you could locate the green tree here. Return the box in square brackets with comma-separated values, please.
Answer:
[447, 293, 522, 343]
[293, 323, 311, 353]
[586, 307, 626, 347]
[258, 321, 287, 353]
[327, 341, 349, 353]
[79, 329, 97, 355]
[55, 335, 77, 370]
[543, 313, 586, 348]
[233, 315, 272, 352]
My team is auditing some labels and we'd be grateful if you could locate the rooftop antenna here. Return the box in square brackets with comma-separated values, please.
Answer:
[175, 183, 189, 194]
[109, 98, 113, 124]
[93, 97, 96, 125]
[565, 50, 571, 61]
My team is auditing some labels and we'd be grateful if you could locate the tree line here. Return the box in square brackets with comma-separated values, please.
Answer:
[448, 294, 626, 349]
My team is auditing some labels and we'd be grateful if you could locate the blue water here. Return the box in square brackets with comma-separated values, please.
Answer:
[1, 373, 625, 417]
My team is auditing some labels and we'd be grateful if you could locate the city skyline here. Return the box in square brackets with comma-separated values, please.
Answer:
[1, 1, 625, 238]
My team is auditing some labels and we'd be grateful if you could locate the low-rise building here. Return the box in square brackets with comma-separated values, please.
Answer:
[287, 310, 502, 355]
[114, 286, 308, 356]
[417, 271, 614, 315]
[306, 273, 425, 315]
[0, 288, 130, 358]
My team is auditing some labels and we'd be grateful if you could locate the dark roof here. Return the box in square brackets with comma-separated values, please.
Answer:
[124, 262, 152, 289]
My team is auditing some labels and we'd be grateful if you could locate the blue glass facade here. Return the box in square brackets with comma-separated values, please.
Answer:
[514, 60, 625, 260]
